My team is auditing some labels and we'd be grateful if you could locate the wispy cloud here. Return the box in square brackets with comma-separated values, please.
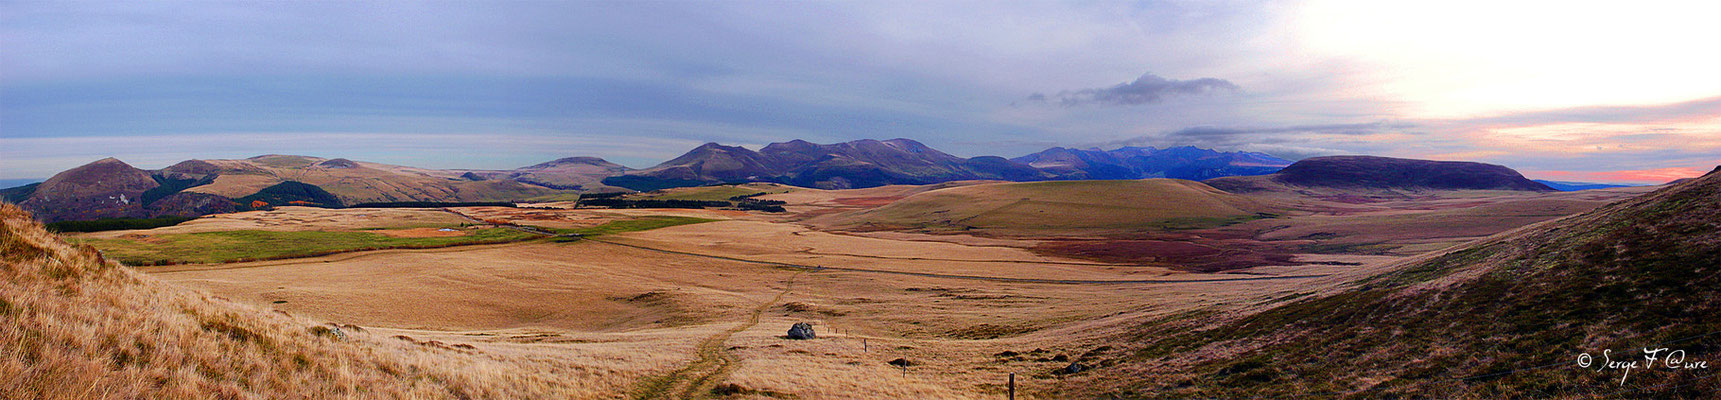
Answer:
[1024, 73, 1239, 107]
[2, 2, 1714, 182]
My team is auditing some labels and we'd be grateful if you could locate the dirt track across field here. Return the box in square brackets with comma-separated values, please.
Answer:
[630, 272, 802, 400]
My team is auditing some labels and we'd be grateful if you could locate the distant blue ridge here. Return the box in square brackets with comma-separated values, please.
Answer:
[1532, 179, 1642, 191]
[0, 179, 44, 190]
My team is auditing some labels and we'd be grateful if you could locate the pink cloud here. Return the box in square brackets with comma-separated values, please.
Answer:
[1527, 166, 1716, 185]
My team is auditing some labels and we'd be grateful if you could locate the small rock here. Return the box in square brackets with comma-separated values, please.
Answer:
[1063, 362, 1088, 374]
[786, 322, 816, 339]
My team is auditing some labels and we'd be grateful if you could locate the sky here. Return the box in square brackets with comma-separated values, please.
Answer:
[3, 0, 1718, 184]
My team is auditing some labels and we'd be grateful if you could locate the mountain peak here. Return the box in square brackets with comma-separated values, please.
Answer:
[312, 158, 360, 169]
[523, 156, 617, 169]
[694, 142, 740, 150]
[70, 157, 142, 172]
[18, 157, 161, 222]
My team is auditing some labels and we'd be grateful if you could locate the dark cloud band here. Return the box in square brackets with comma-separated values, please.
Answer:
[1027, 72, 1239, 107]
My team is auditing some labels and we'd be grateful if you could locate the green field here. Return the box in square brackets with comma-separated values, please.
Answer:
[550, 216, 718, 238]
[78, 227, 538, 265]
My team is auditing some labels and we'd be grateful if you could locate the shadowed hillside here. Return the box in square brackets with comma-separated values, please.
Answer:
[1071, 166, 1721, 398]
[1208, 155, 1555, 193]
[0, 203, 627, 399]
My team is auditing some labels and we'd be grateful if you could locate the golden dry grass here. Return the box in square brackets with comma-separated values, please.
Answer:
[4, 176, 1647, 399]
[75, 207, 471, 238]
[104, 202, 1397, 398]
[814, 179, 1275, 235]
[0, 203, 656, 399]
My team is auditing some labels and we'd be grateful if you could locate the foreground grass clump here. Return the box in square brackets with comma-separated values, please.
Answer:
[0, 203, 626, 399]
[79, 227, 537, 265]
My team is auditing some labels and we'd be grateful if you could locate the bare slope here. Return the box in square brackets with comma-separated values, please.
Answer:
[16, 158, 161, 222]
[454, 156, 632, 191]
[825, 179, 1275, 234]
[0, 203, 627, 399]
[1072, 166, 1721, 398]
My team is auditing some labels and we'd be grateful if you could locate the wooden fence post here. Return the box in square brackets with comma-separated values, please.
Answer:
[1008, 372, 1015, 400]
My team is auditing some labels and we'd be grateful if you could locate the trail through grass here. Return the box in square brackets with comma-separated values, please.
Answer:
[631, 272, 800, 400]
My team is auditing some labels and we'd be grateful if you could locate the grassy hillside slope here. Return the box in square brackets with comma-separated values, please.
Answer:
[180, 156, 562, 204]
[1075, 167, 1721, 398]
[827, 179, 1276, 234]
[0, 203, 621, 399]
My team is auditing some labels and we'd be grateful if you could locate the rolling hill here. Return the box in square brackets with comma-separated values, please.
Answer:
[173, 155, 568, 205]
[1081, 166, 1721, 398]
[14, 145, 1583, 224]
[1207, 155, 1555, 193]
[453, 156, 632, 191]
[14, 158, 176, 222]
[12, 155, 629, 222]
[821, 179, 1277, 234]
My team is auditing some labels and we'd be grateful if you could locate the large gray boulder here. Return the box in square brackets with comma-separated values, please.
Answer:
[786, 322, 816, 339]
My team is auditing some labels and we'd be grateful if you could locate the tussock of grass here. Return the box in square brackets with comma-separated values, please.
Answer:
[76, 227, 537, 265]
[0, 203, 624, 399]
[1076, 169, 1721, 399]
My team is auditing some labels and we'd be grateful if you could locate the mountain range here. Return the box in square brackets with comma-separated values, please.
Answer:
[5, 139, 1564, 223]
[604, 139, 1054, 191]
[603, 139, 1293, 191]
[2, 156, 573, 223]
[1012, 145, 1291, 180]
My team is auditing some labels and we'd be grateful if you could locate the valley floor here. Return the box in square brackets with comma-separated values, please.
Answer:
[70, 183, 1658, 398]
[124, 211, 1402, 398]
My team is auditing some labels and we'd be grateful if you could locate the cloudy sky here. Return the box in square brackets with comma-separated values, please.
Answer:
[3, 0, 1718, 184]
